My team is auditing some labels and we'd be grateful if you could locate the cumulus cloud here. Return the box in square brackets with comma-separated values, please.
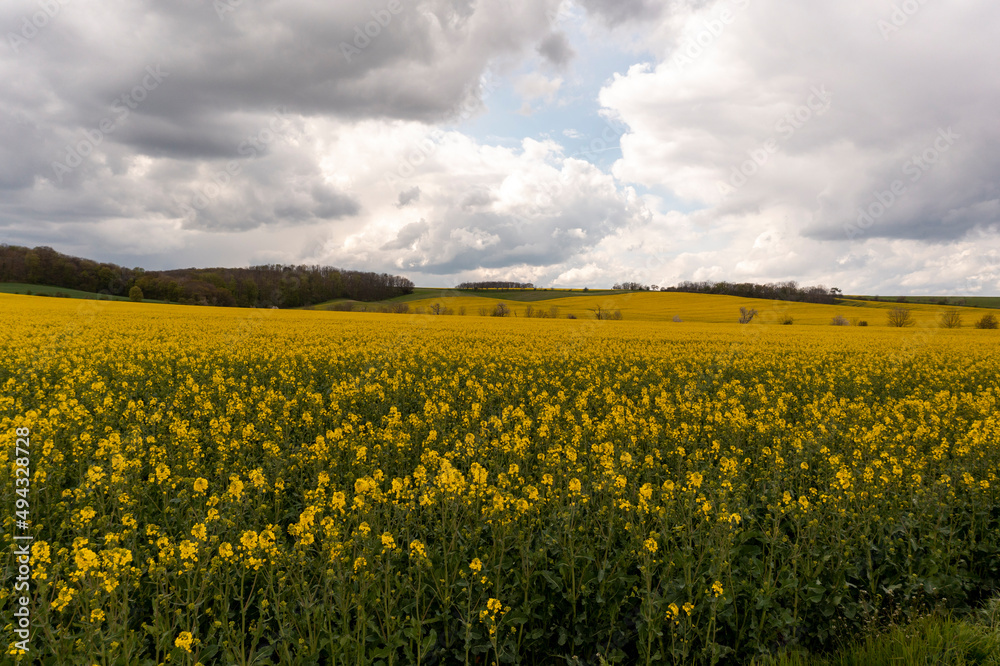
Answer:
[2, 0, 999, 293]
[315, 126, 649, 279]
[590, 0, 1000, 291]
[0, 0, 563, 250]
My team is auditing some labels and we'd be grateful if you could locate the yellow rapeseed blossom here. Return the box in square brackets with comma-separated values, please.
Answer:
[6, 293, 1000, 663]
[174, 631, 194, 653]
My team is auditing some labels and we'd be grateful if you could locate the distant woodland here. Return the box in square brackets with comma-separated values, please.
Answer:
[456, 281, 535, 290]
[662, 280, 840, 304]
[0, 244, 414, 308]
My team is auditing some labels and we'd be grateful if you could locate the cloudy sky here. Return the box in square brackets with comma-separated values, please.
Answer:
[2, 0, 998, 293]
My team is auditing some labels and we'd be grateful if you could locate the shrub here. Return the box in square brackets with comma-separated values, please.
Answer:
[939, 310, 963, 329]
[780, 315, 794, 325]
[857, 320, 868, 327]
[673, 315, 683, 323]
[886, 306, 915, 327]
[974, 313, 999, 329]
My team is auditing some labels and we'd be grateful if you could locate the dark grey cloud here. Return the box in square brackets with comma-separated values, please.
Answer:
[0, 0, 564, 249]
[577, 0, 669, 26]
[396, 186, 421, 207]
[381, 219, 430, 250]
[537, 31, 575, 67]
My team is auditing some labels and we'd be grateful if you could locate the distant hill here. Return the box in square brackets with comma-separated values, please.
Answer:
[0, 244, 413, 308]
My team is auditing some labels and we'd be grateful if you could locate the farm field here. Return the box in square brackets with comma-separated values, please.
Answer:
[321, 289, 1000, 328]
[2, 293, 1000, 664]
[0, 283, 141, 302]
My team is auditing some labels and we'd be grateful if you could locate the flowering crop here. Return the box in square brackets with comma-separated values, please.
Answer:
[2, 294, 999, 664]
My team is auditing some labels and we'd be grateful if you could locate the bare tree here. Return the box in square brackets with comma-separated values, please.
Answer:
[886, 306, 915, 327]
[830, 315, 850, 326]
[591, 305, 623, 320]
[939, 310, 963, 329]
[738, 307, 758, 324]
[429, 302, 444, 315]
[491, 303, 511, 317]
[672, 315, 683, 322]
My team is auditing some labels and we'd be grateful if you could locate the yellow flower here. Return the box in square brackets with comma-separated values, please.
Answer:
[409, 540, 428, 561]
[218, 542, 234, 559]
[353, 556, 367, 572]
[240, 531, 258, 551]
[568, 478, 582, 493]
[711, 581, 724, 597]
[470, 557, 483, 573]
[683, 602, 694, 616]
[51, 585, 75, 612]
[155, 463, 171, 484]
[227, 475, 245, 501]
[74, 548, 99, 574]
[643, 538, 658, 554]
[179, 540, 198, 561]
[381, 532, 397, 552]
[90, 608, 105, 623]
[174, 631, 195, 653]
[193, 477, 208, 493]
[31, 541, 51, 564]
[191, 523, 207, 541]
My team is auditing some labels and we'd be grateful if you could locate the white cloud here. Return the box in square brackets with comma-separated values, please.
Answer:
[588, 0, 1000, 292]
[514, 72, 564, 115]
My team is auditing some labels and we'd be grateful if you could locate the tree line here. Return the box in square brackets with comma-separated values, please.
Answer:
[662, 280, 841, 304]
[0, 244, 413, 308]
[456, 281, 535, 290]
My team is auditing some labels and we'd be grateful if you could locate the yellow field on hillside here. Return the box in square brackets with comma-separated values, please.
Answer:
[398, 291, 1000, 327]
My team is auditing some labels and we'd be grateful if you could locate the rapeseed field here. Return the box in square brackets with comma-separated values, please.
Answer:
[2, 294, 999, 664]
[387, 291, 1000, 326]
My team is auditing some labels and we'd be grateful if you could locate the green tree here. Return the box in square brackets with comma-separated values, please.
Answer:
[129, 285, 144, 302]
